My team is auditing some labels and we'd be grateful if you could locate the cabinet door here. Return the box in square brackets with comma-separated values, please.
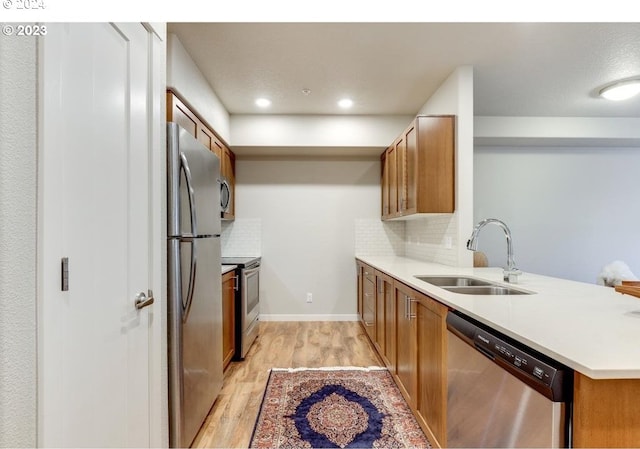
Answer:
[396, 136, 408, 214]
[380, 151, 390, 219]
[356, 262, 364, 320]
[387, 143, 398, 217]
[362, 266, 376, 341]
[395, 281, 418, 407]
[384, 275, 396, 374]
[404, 121, 418, 214]
[222, 271, 236, 370]
[374, 271, 386, 355]
[197, 123, 215, 153]
[416, 116, 455, 213]
[167, 92, 198, 137]
[221, 146, 236, 220]
[416, 295, 448, 447]
[211, 138, 224, 161]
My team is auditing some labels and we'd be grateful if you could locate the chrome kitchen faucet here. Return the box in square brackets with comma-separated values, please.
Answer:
[467, 218, 522, 283]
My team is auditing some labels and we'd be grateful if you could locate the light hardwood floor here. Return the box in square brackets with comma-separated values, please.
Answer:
[191, 321, 383, 448]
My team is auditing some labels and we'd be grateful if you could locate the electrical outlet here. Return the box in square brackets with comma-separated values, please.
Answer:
[306, 292, 313, 303]
[444, 236, 453, 249]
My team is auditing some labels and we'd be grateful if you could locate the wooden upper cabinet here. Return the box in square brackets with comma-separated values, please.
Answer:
[221, 147, 236, 220]
[386, 143, 398, 219]
[381, 115, 455, 220]
[381, 152, 389, 218]
[167, 91, 198, 137]
[396, 136, 407, 214]
[404, 122, 418, 213]
[197, 125, 215, 155]
[167, 90, 236, 221]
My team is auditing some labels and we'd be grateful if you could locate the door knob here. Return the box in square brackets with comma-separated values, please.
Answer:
[135, 290, 155, 310]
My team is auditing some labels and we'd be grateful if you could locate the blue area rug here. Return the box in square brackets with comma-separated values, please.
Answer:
[249, 367, 431, 448]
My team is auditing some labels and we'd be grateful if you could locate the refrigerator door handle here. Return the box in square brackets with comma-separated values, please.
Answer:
[180, 152, 198, 237]
[182, 239, 198, 322]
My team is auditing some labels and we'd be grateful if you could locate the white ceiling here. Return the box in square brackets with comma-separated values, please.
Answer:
[167, 22, 640, 118]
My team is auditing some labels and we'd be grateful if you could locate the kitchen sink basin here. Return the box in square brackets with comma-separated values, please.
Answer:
[414, 275, 533, 295]
[443, 285, 532, 295]
[414, 275, 494, 287]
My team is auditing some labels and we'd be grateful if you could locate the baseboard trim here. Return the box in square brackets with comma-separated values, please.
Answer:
[259, 314, 359, 322]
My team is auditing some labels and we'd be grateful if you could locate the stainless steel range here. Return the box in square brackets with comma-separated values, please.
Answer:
[221, 256, 261, 359]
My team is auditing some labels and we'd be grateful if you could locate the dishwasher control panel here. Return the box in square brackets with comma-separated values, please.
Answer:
[474, 330, 558, 388]
[447, 311, 572, 402]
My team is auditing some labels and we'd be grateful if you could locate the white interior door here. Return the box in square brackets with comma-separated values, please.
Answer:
[39, 23, 155, 447]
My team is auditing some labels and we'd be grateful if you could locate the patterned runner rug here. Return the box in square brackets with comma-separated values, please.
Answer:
[249, 367, 432, 448]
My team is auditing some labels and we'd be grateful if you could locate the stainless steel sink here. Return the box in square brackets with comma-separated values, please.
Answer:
[414, 275, 533, 295]
[414, 275, 494, 287]
[443, 285, 532, 295]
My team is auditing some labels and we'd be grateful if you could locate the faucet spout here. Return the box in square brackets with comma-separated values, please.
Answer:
[467, 218, 522, 283]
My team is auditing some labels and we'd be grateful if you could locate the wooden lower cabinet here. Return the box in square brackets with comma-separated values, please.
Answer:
[394, 281, 418, 406]
[357, 261, 376, 342]
[357, 260, 640, 448]
[416, 294, 448, 448]
[357, 268, 448, 448]
[573, 373, 640, 447]
[362, 267, 376, 341]
[375, 271, 395, 369]
[222, 270, 236, 370]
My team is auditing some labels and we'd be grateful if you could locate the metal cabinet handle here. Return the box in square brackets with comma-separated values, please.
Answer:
[408, 297, 417, 319]
[233, 275, 239, 291]
[135, 290, 155, 310]
[404, 295, 416, 319]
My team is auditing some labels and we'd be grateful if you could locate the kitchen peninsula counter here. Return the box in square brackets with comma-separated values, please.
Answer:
[356, 255, 640, 380]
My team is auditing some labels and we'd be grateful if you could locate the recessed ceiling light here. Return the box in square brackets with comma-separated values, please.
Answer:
[255, 98, 271, 108]
[338, 98, 353, 108]
[302, 88, 312, 96]
[599, 78, 640, 101]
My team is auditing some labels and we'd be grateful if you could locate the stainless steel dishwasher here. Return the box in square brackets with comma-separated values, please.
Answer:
[446, 311, 573, 448]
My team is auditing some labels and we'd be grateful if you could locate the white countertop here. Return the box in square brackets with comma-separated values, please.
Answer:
[222, 265, 237, 275]
[357, 255, 640, 380]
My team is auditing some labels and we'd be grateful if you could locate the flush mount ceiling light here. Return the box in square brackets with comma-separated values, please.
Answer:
[338, 98, 353, 109]
[599, 78, 640, 101]
[255, 98, 271, 108]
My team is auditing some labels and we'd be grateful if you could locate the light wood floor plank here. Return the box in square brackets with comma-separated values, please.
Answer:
[191, 321, 382, 448]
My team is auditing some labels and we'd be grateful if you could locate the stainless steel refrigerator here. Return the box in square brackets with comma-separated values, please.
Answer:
[167, 122, 223, 448]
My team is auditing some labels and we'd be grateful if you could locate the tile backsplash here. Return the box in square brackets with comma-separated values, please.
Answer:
[355, 214, 459, 266]
[405, 214, 458, 266]
[224, 215, 459, 264]
[355, 218, 405, 256]
[221, 218, 262, 257]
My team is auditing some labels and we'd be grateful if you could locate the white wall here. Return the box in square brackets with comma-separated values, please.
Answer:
[405, 66, 475, 267]
[166, 33, 231, 142]
[0, 34, 37, 447]
[474, 145, 640, 283]
[235, 157, 380, 320]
